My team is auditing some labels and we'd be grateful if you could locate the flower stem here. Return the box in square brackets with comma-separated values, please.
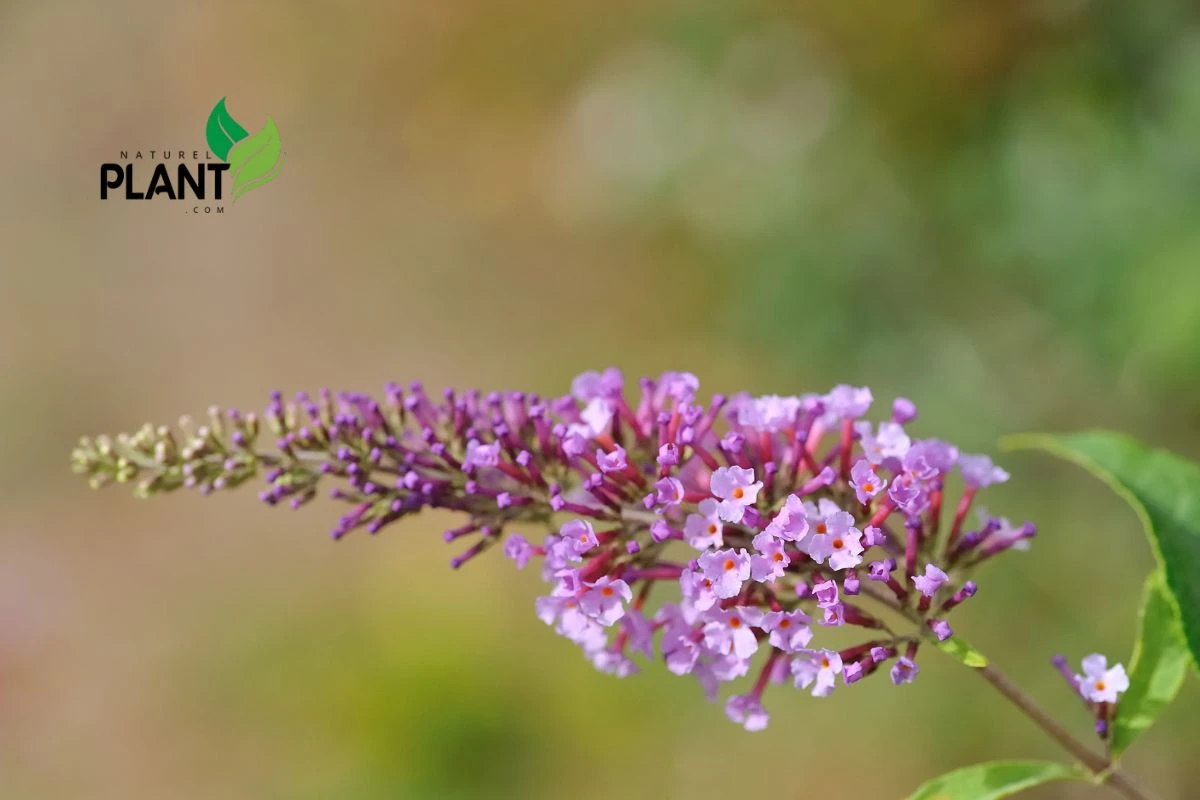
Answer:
[975, 661, 1156, 800]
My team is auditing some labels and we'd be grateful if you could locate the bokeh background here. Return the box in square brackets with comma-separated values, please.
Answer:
[2, 0, 1199, 797]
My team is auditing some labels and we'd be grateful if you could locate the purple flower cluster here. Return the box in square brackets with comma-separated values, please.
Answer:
[72, 369, 1035, 730]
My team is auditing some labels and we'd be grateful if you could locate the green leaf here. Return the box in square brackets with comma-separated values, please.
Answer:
[936, 635, 988, 668]
[908, 760, 1084, 800]
[1003, 431, 1200, 672]
[1112, 572, 1189, 754]
[205, 97, 249, 161]
[227, 118, 284, 201]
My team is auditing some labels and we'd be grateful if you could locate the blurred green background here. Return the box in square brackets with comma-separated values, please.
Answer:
[2, 0, 1198, 797]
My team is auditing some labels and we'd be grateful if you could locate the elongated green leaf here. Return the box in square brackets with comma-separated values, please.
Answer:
[1112, 572, 1189, 754]
[1004, 431, 1200, 673]
[205, 97, 249, 161]
[936, 635, 988, 668]
[227, 118, 284, 200]
[908, 760, 1084, 800]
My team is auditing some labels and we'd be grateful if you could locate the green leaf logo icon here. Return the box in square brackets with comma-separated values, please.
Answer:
[205, 97, 249, 161]
[227, 118, 284, 201]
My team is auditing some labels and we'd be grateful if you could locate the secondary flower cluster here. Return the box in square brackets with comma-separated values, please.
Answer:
[1053, 653, 1130, 740]
[73, 369, 1035, 730]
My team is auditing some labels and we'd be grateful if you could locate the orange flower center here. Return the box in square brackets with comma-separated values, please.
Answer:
[1095, 680, 1106, 691]
[732, 487, 745, 500]
[863, 482, 874, 492]
[779, 619, 791, 628]
[601, 586, 614, 597]
[723, 559, 736, 571]
[729, 617, 742, 628]
[832, 538, 844, 550]
[772, 552, 785, 563]
[820, 658, 830, 668]
[816, 523, 827, 534]
[707, 523, 718, 535]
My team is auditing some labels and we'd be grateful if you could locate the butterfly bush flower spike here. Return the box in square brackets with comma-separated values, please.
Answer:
[73, 369, 1037, 731]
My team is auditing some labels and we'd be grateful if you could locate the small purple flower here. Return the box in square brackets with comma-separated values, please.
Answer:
[596, 445, 628, 474]
[725, 694, 770, 731]
[862, 526, 887, 548]
[980, 514, 1036, 553]
[503, 533, 534, 569]
[890, 657, 919, 685]
[764, 495, 810, 542]
[463, 439, 501, 471]
[823, 385, 873, 422]
[703, 607, 763, 660]
[571, 368, 624, 401]
[664, 635, 700, 676]
[813, 578, 839, 608]
[578, 397, 614, 435]
[849, 459, 887, 504]
[720, 431, 745, 454]
[709, 653, 750, 685]
[699, 548, 752, 599]
[551, 567, 584, 597]
[590, 648, 638, 678]
[649, 476, 685, 510]
[842, 570, 860, 594]
[541, 534, 574, 571]
[892, 397, 917, 424]
[792, 649, 843, 696]
[827, 526, 865, 571]
[659, 607, 700, 674]
[1076, 654, 1129, 703]
[679, 567, 719, 612]
[928, 619, 953, 641]
[622, 609, 655, 658]
[857, 420, 912, 465]
[905, 439, 958, 478]
[803, 499, 854, 564]
[761, 609, 813, 652]
[683, 498, 723, 550]
[737, 394, 801, 432]
[710, 466, 762, 523]
[750, 535, 790, 583]
[659, 371, 700, 403]
[912, 564, 949, 598]
[535, 596, 591, 641]
[649, 520, 673, 543]
[958, 453, 1010, 489]
[579, 576, 632, 626]
[820, 603, 845, 627]
[561, 519, 599, 557]
[888, 474, 926, 515]
[561, 428, 588, 457]
[656, 442, 680, 468]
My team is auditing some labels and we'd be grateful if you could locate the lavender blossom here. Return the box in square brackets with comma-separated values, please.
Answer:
[72, 370, 1037, 731]
[1053, 652, 1131, 742]
[1075, 654, 1130, 705]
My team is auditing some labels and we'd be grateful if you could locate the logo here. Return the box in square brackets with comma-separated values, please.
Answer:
[100, 97, 284, 213]
[205, 98, 285, 200]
